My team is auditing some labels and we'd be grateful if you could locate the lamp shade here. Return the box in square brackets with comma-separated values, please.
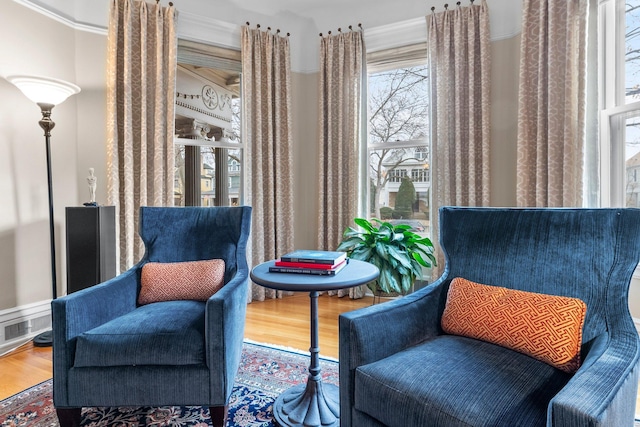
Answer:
[6, 75, 80, 106]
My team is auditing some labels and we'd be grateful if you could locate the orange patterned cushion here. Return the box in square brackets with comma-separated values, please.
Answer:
[138, 259, 226, 305]
[441, 277, 587, 373]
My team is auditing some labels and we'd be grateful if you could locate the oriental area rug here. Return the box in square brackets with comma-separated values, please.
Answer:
[0, 341, 338, 427]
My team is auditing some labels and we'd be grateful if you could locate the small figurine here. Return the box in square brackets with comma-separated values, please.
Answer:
[84, 168, 98, 207]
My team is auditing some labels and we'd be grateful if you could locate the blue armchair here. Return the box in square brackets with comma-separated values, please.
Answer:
[52, 206, 252, 427]
[340, 207, 640, 427]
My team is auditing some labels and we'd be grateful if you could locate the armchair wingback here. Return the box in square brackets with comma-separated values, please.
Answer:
[52, 206, 252, 427]
[340, 207, 640, 427]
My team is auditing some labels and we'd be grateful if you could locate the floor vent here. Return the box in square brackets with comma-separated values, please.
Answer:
[30, 315, 51, 333]
[4, 320, 29, 341]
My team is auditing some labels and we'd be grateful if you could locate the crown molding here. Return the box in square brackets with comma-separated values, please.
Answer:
[177, 11, 241, 51]
[13, 0, 107, 35]
[13, 0, 521, 75]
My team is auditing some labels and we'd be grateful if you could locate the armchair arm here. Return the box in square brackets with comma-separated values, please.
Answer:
[339, 278, 447, 427]
[205, 267, 249, 404]
[52, 266, 140, 407]
[549, 329, 640, 426]
[339, 278, 447, 368]
[53, 267, 140, 340]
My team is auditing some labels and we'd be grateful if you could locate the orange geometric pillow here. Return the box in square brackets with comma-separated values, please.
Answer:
[441, 277, 587, 374]
[138, 259, 226, 305]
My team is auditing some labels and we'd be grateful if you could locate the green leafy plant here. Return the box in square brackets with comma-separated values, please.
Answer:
[337, 218, 436, 295]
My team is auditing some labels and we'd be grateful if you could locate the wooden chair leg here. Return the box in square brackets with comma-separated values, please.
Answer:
[209, 405, 228, 427]
[56, 408, 82, 427]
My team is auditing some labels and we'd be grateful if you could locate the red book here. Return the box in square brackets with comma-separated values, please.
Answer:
[274, 259, 347, 270]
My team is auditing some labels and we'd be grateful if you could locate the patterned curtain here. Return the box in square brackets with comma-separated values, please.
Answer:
[106, 0, 177, 271]
[317, 30, 366, 299]
[241, 26, 295, 302]
[428, 0, 491, 272]
[516, 0, 588, 207]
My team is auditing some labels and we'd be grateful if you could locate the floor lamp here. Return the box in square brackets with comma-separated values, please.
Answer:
[6, 75, 81, 347]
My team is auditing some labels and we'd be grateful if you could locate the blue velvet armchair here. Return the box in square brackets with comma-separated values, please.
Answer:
[52, 206, 252, 427]
[340, 207, 640, 427]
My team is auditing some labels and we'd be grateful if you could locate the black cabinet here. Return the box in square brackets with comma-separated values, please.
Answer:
[65, 206, 116, 294]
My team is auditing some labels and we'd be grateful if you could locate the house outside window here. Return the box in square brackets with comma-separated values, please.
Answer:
[366, 62, 430, 234]
[599, 0, 640, 208]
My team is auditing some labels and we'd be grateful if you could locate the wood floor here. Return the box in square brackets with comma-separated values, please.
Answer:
[0, 293, 374, 401]
[1, 293, 639, 421]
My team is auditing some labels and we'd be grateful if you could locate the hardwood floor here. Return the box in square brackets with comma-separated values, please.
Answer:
[0, 339, 53, 400]
[0, 293, 374, 401]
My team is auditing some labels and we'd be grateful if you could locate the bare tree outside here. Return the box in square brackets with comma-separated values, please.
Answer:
[368, 65, 430, 222]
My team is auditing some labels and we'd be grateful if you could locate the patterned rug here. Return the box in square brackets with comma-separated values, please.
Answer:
[0, 341, 338, 426]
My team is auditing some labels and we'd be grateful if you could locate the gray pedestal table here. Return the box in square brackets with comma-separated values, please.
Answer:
[250, 259, 379, 427]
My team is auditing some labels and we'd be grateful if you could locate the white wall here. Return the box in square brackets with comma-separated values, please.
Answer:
[0, 2, 105, 310]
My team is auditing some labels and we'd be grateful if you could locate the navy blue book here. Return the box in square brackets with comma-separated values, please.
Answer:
[269, 259, 348, 276]
[279, 250, 347, 265]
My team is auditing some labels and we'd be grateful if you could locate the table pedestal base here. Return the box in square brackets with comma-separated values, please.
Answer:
[273, 378, 339, 427]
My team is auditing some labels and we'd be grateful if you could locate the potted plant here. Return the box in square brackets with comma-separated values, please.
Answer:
[337, 218, 436, 296]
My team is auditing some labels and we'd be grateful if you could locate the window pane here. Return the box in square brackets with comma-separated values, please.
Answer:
[626, 2, 640, 103]
[368, 146, 430, 234]
[228, 148, 243, 206]
[368, 66, 429, 143]
[626, 115, 640, 207]
[367, 65, 430, 235]
[174, 146, 242, 207]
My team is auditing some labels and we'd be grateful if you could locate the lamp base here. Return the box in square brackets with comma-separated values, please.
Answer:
[33, 330, 53, 347]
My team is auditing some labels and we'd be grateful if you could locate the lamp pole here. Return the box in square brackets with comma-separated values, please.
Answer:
[39, 103, 58, 308]
[6, 75, 80, 347]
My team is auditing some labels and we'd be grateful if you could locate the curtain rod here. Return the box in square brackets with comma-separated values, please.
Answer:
[430, 0, 475, 12]
[319, 23, 363, 37]
[155, 0, 174, 5]
[245, 22, 291, 36]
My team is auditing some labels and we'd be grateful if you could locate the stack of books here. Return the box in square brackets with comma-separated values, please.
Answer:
[269, 250, 348, 276]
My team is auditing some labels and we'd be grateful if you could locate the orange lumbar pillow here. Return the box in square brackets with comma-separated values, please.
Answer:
[441, 277, 587, 374]
[138, 259, 226, 305]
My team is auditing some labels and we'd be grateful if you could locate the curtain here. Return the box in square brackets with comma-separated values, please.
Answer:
[317, 30, 366, 299]
[516, 0, 588, 207]
[106, 0, 177, 272]
[428, 0, 492, 273]
[241, 26, 295, 302]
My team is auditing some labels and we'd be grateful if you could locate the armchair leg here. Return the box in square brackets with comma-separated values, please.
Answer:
[56, 408, 82, 427]
[209, 405, 228, 427]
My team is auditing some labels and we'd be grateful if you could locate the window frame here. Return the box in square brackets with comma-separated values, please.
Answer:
[599, 0, 640, 207]
[364, 60, 431, 228]
[175, 40, 244, 208]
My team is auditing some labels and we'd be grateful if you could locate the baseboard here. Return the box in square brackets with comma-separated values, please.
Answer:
[0, 300, 51, 356]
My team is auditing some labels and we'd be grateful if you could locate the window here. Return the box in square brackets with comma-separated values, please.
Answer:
[174, 41, 243, 207]
[366, 63, 430, 234]
[599, 0, 640, 207]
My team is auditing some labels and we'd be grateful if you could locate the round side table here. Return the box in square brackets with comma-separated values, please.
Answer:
[250, 259, 379, 427]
